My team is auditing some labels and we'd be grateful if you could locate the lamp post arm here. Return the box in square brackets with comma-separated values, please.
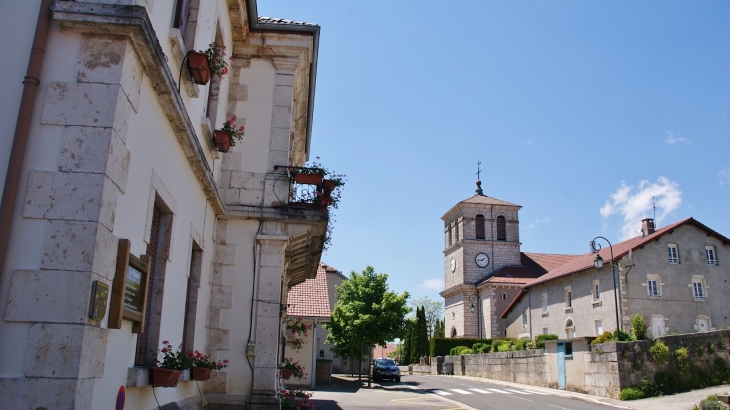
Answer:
[591, 236, 621, 333]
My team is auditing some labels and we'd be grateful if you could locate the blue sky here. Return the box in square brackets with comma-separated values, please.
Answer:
[259, 1, 730, 301]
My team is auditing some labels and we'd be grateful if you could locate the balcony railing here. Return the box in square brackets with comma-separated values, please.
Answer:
[274, 165, 338, 211]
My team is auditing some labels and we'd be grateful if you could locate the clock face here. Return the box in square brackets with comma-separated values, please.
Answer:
[450, 258, 456, 272]
[475, 252, 489, 268]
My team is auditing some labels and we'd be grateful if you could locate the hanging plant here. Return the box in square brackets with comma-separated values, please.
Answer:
[206, 42, 229, 80]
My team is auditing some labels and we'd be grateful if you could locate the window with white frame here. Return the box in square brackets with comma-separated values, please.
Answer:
[706, 246, 717, 266]
[522, 310, 528, 327]
[667, 244, 679, 264]
[543, 327, 549, 335]
[592, 280, 600, 301]
[542, 293, 548, 314]
[648, 280, 660, 298]
[594, 320, 603, 336]
[693, 281, 706, 300]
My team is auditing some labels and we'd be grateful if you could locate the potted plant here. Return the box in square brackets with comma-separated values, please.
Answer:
[277, 388, 314, 410]
[278, 358, 307, 381]
[190, 350, 229, 381]
[205, 42, 229, 80]
[187, 43, 229, 86]
[151, 341, 189, 387]
[285, 317, 311, 350]
[214, 116, 245, 153]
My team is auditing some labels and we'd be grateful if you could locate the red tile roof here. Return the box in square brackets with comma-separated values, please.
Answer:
[527, 218, 701, 288]
[286, 262, 337, 319]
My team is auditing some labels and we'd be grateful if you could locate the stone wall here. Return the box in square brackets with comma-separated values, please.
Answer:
[443, 349, 549, 387]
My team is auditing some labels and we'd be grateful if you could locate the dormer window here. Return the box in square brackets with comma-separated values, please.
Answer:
[475, 214, 485, 240]
[496, 216, 506, 241]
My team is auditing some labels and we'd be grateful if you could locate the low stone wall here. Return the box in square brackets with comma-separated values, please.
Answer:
[443, 349, 549, 387]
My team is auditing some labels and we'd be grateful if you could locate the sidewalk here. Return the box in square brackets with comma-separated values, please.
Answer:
[451, 375, 730, 410]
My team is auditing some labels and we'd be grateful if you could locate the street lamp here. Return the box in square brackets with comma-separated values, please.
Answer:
[467, 296, 475, 313]
[591, 237, 620, 332]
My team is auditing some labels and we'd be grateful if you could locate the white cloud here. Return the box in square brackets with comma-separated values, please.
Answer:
[417, 279, 444, 292]
[719, 167, 730, 186]
[599, 177, 682, 240]
[665, 131, 688, 144]
[525, 217, 550, 229]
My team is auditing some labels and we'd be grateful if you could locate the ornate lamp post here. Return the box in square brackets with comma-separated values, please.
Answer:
[591, 237, 621, 332]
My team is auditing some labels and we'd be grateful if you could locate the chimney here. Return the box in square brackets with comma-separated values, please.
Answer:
[641, 218, 655, 237]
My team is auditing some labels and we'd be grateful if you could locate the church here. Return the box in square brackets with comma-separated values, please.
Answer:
[439, 180, 578, 339]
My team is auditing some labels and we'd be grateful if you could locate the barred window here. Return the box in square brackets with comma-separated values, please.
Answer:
[668, 244, 679, 264]
[475, 214, 485, 240]
[496, 216, 506, 241]
[706, 246, 717, 266]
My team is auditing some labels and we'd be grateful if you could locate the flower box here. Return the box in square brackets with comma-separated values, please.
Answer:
[191, 367, 212, 381]
[281, 369, 294, 380]
[150, 367, 182, 387]
[187, 51, 211, 85]
[214, 130, 231, 153]
[294, 173, 324, 185]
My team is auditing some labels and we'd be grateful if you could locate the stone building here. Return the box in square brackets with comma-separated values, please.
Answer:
[0, 1, 330, 408]
[503, 217, 730, 340]
[440, 181, 578, 339]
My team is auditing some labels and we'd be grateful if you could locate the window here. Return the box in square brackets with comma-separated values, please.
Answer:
[542, 294, 548, 314]
[564, 287, 572, 308]
[693, 281, 705, 300]
[182, 242, 203, 352]
[592, 280, 600, 301]
[475, 215, 485, 240]
[648, 280, 659, 298]
[543, 327, 549, 335]
[451, 327, 457, 337]
[667, 244, 679, 264]
[446, 224, 452, 247]
[454, 220, 460, 243]
[522, 310, 528, 327]
[565, 319, 575, 339]
[594, 320, 603, 336]
[502, 293, 507, 300]
[496, 216, 506, 241]
[706, 246, 717, 266]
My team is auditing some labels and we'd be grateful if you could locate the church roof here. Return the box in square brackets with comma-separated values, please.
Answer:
[474, 252, 579, 288]
[442, 194, 521, 220]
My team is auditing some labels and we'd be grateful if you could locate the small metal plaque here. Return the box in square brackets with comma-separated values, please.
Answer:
[90, 281, 109, 320]
[123, 265, 144, 313]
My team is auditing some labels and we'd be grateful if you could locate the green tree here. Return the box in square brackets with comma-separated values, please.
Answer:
[325, 266, 410, 387]
[418, 306, 429, 358]
[402, 319, 414, 365]
[409, 296, 444, 338]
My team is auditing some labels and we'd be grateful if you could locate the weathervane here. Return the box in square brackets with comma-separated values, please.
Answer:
[475, 161, 484, 196]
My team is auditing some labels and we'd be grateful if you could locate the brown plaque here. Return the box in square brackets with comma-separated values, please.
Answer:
[109, 239, 150, 333]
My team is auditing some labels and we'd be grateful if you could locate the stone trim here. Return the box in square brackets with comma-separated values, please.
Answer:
[53, 2, 225, 214]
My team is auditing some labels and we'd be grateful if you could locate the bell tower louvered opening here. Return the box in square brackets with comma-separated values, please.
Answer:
[475, 214, 485, 240]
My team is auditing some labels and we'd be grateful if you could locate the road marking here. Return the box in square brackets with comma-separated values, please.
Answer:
[507, 395, 533, 402]
[488, 388, 511, 394]
[391, 397, 466, 409]
[468, 388, 492, 394]
[546, 404, 571, 410]
[433, 390, 452, 396]
[505, 389, 532, 394]
[522, 390, 550, 395]
[450, 389, 472, 394]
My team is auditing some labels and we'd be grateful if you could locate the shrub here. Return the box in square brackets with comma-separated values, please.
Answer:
[675, 347, 690, 371]
[476, 344, 491, 354]
[640, 376, 661, 398]
[472, 342, 486, 352]
[713, 357, 727, 372]
[432, 338, 492, 356]
[632, 359, 643, 371]
[699, 397, 724, 410]
[619, 387, 644, 400]
[535, 334, 559, 348]
[449, 346, 469, 356]
[592, 331, 614, 345]
[631, 314, 648, 340]
[497, 342, 511, 352]
[696, 346, 705, 357]
[649, 340, 670, 365]
[708, 342, 716, 355]
[460, 348, 474, 355]
[511, 339, 527, 351]
[655, 370, 682, 393]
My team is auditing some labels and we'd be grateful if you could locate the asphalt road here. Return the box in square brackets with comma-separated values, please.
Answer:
[308, 374, 622, 410]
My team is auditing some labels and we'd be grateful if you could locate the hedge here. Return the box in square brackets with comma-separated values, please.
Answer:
[431, 337, 515, 356]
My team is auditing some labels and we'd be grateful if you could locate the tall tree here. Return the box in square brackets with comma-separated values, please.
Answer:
[325, 266, 410, 387]
[409, 296, 444, 338]
[402, 319, 413, 365]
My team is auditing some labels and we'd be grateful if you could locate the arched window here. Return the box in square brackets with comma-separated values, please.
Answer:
[451, 327, 457, 338]
[475, 215, 485, 240]
[496, 216, 506, 241]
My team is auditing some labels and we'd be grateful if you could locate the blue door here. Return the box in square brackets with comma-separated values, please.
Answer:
[557, 343, 566, 389]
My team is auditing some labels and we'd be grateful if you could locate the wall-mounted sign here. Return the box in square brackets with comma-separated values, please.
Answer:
[108, 239, 150, 333]
[89, 280, 109, 321]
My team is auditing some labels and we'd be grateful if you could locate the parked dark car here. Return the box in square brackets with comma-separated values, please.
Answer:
[371, 358, 400, 382]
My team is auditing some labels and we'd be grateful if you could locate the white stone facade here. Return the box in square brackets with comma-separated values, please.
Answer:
[0, 1, 325, 409]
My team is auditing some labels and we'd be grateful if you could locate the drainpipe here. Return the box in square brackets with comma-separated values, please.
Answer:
[525, 288, 532, 340]
[0, 0, 53, 287]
